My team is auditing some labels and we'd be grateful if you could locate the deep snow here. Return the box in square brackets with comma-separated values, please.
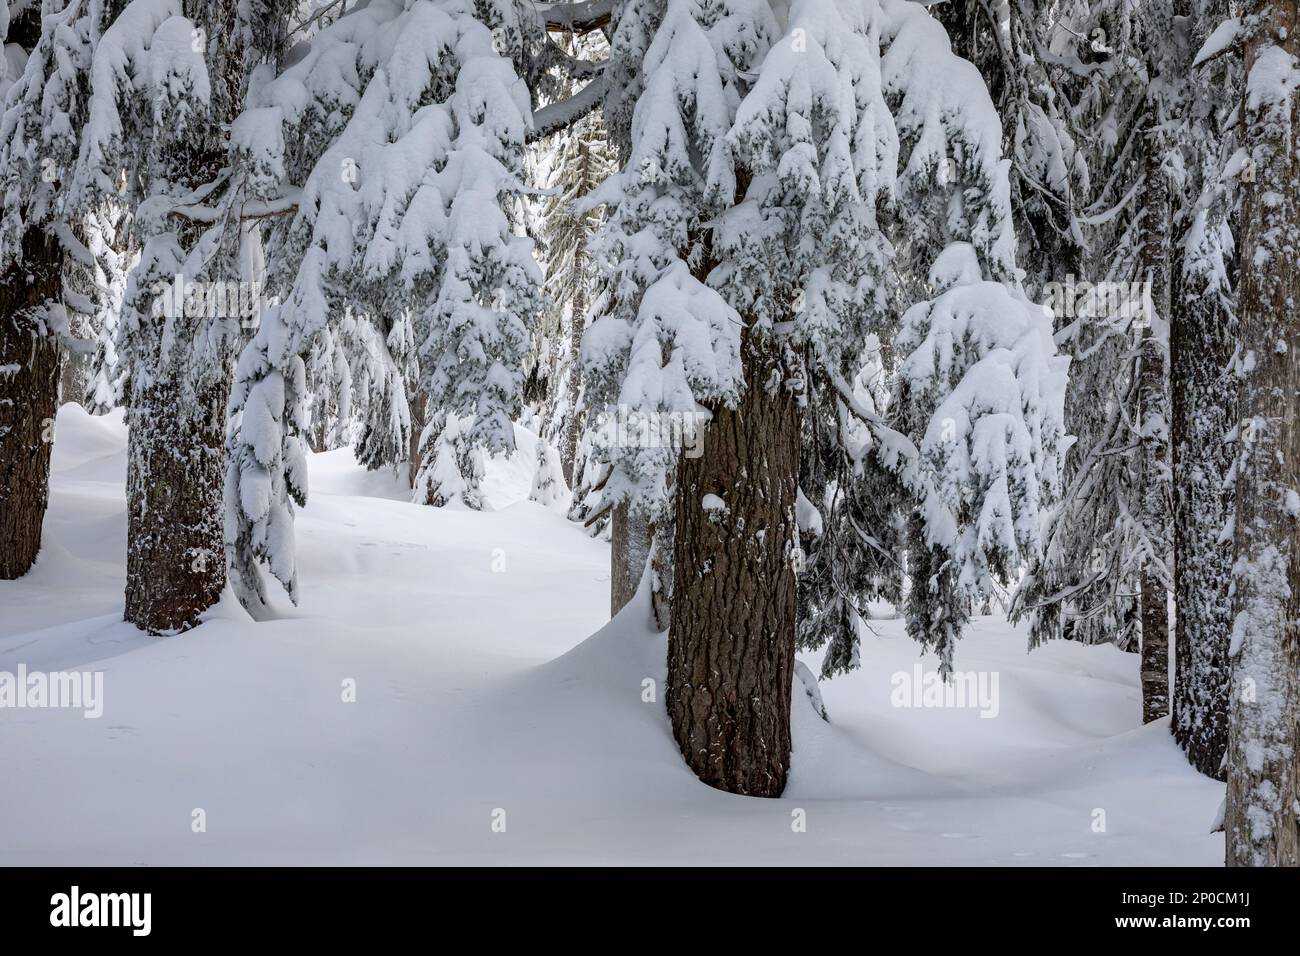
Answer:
[0, 404, 1223, 864]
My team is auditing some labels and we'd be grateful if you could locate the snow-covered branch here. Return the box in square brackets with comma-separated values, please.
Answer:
[533, 0, 614, 34]
[528, 70, 608, 142]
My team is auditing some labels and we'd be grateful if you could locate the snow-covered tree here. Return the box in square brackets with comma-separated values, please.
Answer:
[530, 28, 612, 492]
[1008, 2, 1172, 678]
[0, 0, 105, 579]
[891, 244, 1068, 677]
[797, 334, 905, 677]
[582, 0, 1065, 795]
[1165, 0, 1242, 780]
[225, 0, 553, 606]
[303, 319, 352, 453]
[1223, 0, 1300, 868]
[38, 0, 295, 633]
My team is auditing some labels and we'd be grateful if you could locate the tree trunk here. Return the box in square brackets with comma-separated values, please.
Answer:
[559, 256, 588, 488]
[650, 517, 673, 632]
[408, 389, 427, 490]
[1171, 197, 1234, 779]
[124, 376, 228, 634]
[1138, 103, 1172, 725]
[1225, 0, 1300, 867]
[0, 228, 63, 579]
[122, 0, 255, 633]
[610, 499, 651, 616]
[666, 336, 801, 797]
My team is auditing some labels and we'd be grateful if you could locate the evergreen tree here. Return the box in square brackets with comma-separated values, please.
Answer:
[1170, 0, 1243, 780]
[585, 0, 1062, 794]
[1223, 0, 1300, 867]
[226, 0, 552, 605]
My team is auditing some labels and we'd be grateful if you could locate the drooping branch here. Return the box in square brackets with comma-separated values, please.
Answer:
[528, 70, 608, 142]
[534, 0, 614, 34]
[166, 189, 302, 223]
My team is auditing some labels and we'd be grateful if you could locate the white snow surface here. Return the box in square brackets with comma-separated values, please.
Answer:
[0, 404, 1223, 865]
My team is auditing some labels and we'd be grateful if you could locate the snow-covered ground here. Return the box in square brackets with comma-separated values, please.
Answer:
[0, 405, 1224, 865]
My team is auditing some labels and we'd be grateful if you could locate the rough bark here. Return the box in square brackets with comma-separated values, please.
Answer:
[124, 377, 228, 634]
[558, 132, 594, 489]
[0, 228, 64, 579]
[1138, 106, 1172, 725]
[408, 389, 427, 490]
[650, 517, 673, 632]
[1171, 205, 1234, 779]
[122, 0, 258, 633]
[610, 499, 651, 616]
[1225, 0, 1300, 867]
[559, 283, 586, 488]
[666, 336, 802, 797]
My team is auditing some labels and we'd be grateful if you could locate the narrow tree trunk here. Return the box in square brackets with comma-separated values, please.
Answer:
[650, 518, 673, 632]
[666, 336, 801, 796]
[408, 389, 427, 489]
[1225, 0, 1300, 867]
[124, 376, 228, 634]
[559, 260, 588, 488]
[610, 499, 651, 616]
[0, 228, 63, 579]
[1139, 103, 1172, 724]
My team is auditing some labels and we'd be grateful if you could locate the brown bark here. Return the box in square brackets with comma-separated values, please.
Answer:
[650, 519, 673, 632]
[124, 376, 228, 634]
[121, 0, 254, 633]
[666, 335, 802, 797]
[610, 499, 651, 616]
[408, 389, 427, 489]
[0, 228, 64, 579]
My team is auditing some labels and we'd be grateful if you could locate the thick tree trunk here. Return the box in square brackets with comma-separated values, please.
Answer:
[610, 499, 651, 616]
[1225, 0, 1300, 867]
[124, 376, 228, 634]
[122, 0, 254, 633]
[0, 229, 63, 579]
[1138, 103, 1172, 724]
[666, 336, 801, 797]
[1171, 209, 1234, 778]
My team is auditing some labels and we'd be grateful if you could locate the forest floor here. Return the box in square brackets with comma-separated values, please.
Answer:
[0, 404, 1224, 864]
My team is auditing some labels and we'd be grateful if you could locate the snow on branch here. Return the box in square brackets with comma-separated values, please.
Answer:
[528, 69, 608, 142]
[533, 0, 614, 34]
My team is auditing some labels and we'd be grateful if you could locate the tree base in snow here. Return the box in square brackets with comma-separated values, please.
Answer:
[124, 377, 227, 635]
[667, 340, 801, 798]
[0, 229, 63, 579]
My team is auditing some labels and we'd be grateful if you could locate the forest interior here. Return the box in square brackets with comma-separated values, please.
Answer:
[0, 0, 1297, 871]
